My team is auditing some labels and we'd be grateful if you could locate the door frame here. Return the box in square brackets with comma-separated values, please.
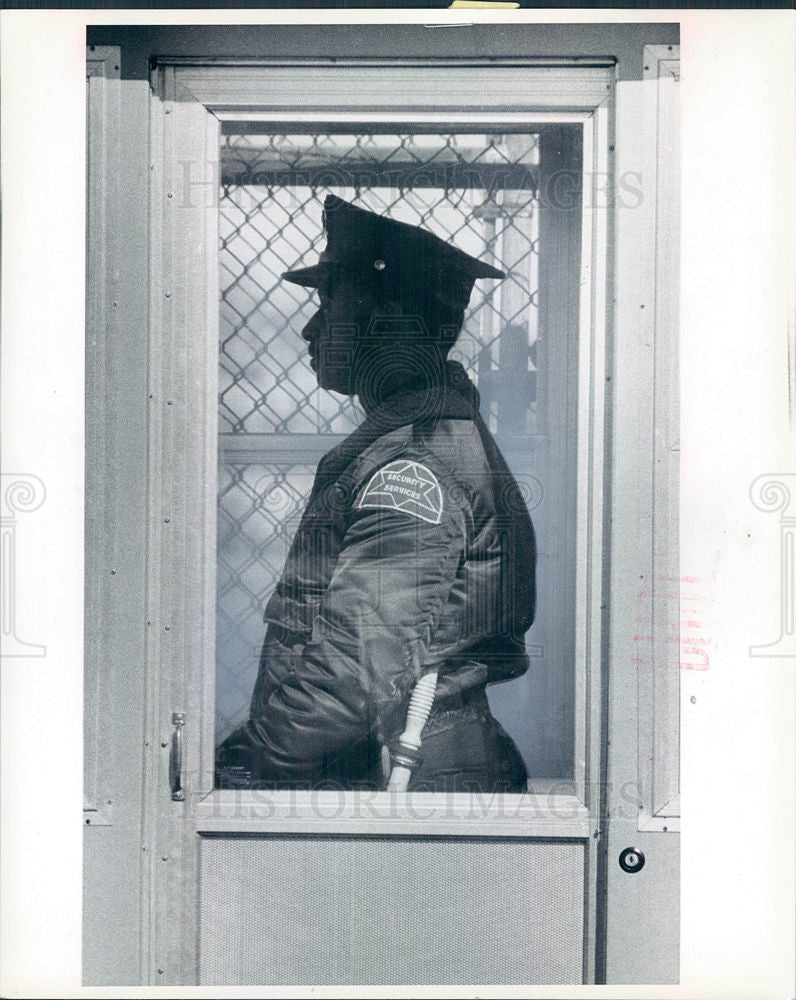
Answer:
[600, 46, 680, 984]
[141, 57, 615, 986]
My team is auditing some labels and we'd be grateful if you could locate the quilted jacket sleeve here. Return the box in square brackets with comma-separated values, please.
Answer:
[216, 450, 470, 786]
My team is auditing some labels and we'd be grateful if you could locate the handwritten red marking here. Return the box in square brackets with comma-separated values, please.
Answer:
[634, 573, 714, 670]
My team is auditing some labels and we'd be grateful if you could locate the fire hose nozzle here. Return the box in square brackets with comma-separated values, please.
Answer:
[387, 670, 439, 792]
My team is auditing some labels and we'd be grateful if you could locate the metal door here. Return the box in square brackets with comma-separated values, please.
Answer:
[131, 57, 659, 986]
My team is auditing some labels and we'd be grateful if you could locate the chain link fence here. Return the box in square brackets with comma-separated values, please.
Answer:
[216, 130, 541, 743]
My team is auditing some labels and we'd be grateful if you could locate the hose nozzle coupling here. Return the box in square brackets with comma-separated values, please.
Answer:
[387, 670, 439, 792]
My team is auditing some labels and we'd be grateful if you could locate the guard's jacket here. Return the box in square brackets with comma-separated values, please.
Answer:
[215, 362, 536, 788]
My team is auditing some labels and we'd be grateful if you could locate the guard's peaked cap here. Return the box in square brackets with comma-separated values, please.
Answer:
[282, 196, 504, 311]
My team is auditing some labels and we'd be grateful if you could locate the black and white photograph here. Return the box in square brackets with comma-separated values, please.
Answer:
[1, 8, 794, 999]
[82, 20, 681, 986]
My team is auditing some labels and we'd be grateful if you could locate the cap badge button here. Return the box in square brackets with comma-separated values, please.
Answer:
[373, 259, 386, 271]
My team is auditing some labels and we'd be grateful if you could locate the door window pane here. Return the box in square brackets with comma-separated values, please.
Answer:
[215, 128, 575, 785]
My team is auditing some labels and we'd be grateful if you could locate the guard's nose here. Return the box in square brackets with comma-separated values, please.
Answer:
[301, 309, 323, 343]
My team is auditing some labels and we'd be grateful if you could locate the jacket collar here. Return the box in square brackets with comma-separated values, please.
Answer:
[365, 359, 480, 425]
[317, 361, 481, 482]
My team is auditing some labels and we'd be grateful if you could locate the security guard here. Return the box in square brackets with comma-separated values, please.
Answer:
[215, 195, 536, 792]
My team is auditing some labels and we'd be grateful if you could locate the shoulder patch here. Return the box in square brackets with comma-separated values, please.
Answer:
[358, 459, 443, 524]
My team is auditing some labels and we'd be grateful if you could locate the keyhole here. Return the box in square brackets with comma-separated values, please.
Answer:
[619, 846, 646, 873]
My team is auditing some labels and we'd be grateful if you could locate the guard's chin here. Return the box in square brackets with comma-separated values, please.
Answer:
[316, 368, 355, 396]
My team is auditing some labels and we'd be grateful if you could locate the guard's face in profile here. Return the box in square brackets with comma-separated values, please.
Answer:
[301, 271, 370, 396]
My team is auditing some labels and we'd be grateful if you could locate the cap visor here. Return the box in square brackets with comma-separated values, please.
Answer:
[281, 263, 328, 287]
[472, 262, 505, 280]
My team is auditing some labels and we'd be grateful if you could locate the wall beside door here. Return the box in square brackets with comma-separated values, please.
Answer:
[84, 49, 151, 985]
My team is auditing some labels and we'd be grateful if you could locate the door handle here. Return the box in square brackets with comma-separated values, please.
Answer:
[169, 712, 185, 801]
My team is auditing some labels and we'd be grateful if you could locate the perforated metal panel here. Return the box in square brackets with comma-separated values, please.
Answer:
[200, 835, 584, 985]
